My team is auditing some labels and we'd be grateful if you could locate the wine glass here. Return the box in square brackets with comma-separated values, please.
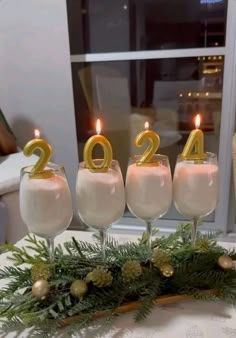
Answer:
[126, 154, 172, 252]
[76, 159, 125, 260]
[173, 152, 219, 245]
[20, 163, 73, 263]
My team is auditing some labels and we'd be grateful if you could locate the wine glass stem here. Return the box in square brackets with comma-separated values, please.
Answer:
[47, 238, 55, 264]
[99, 229, 107, 262]
[146, 221, 152, 253]
[192, 217, 199, 246]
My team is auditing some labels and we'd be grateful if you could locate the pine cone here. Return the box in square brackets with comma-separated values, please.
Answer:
[195, 237, 212, 252]
[31, 262, 51, 283]
[151, 248, 171, 268]
[121, 260, 142, 282]
[86, 266, 113, 287]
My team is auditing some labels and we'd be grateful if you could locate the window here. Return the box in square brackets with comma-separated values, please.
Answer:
[67, 0, 236, 234]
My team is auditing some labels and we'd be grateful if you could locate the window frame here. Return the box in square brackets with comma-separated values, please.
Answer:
[69, 0, 236, 234]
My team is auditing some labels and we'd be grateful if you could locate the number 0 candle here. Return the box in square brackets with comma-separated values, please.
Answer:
[181, 114, 207, 160]
[84, 119, 113, 172]
[23, 129, 53, 178]
[135, 121, 160, 165]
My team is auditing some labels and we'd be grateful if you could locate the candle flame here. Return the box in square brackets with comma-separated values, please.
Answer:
[34, 129, 40, 138]
[96, 119, 101, 135]
[195, 114, 201, 129]
[144, 121, 149, 130]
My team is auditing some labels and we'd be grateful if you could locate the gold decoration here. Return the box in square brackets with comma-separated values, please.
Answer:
[86, 266, 113, 288]
[83, 119, 113, 172]
[195, 237, 212, 252]
[160, 264, 174, 277]
[217, 255, 234, 270]
[121, 260, 142, 282]
[151, 248, 171, 268]
[23, 137, 53, 178]
[70, 280, 88, 299]
[31, 262, 51, 283]
[32, 279, 50, 300]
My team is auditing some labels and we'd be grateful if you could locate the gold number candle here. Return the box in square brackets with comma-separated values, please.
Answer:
[181, 114, 207, 160]
[23, 129, 53, 178]
[84, 119, 113, 172]
[135, 121, 160, 166]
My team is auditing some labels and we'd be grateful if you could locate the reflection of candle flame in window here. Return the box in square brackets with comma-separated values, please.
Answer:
[195, 114, 201, 129]
[96, 119, 101, 135]
[145, 121, 149, 130]
[34, 129, 40, 138]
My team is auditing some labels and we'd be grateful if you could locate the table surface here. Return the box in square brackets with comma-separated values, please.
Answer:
[1, 230, 236, 338]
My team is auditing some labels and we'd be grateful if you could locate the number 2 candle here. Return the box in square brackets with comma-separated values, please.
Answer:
[23, 129, 53, 178]
[135, 121, 160, 165]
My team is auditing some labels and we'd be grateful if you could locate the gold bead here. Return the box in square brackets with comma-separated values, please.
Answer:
[32, 279, 50, 300]
[70, 280, 88, 299]
[217, 255, 233, 270]
[161, 264, 174, 277]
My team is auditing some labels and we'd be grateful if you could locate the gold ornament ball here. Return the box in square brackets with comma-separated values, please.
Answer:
[217, 255, 233, 270]
[32, 279, 50, 300]
[161, 264, 174, 277]
[70, 280, 88, 299]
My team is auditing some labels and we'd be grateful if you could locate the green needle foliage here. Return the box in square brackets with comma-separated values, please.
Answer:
[0, 224, 235, 337]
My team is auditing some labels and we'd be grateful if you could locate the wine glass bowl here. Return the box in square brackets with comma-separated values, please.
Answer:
[76, 159, 125, 257]
[173, 152, 219, 244]
[20, 164, 73, 262]
[126, 154, 172, 249]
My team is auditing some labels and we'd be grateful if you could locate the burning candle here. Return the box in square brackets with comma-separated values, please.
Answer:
[174, 114, 219, 219]
[135, 121, 160, 165]
[84, 119, 113, 172]
[23, 129, 53, 178]
[181, 114, 207, 160]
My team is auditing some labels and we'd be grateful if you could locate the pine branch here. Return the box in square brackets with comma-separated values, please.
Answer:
[0, 224, 236, 335]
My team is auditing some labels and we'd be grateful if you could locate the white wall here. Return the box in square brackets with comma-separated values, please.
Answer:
[0, 0, 79, 208]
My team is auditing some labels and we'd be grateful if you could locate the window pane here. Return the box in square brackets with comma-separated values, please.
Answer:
[71, 56, 224, 221]
[67, 0, 227, 54]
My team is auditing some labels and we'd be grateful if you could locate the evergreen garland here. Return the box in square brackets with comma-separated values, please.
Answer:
[0, 225, 235, 337]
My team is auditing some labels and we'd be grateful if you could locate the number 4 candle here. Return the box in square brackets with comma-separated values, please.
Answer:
[181, 114, 207, 160]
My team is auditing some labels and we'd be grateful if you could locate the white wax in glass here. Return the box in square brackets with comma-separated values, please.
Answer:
[126, 164, 172, 221]
[173, 162, 219, 218]
[76, 168, 125, 229]
[20, 175, 73, 238]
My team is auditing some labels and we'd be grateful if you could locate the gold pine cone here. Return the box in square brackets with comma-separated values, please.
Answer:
[86, 266, 113, 288]
[31, 262, 51, 283]
[151, 248, 171, 268]
[195, 237, 212, 252]
[121, 260, 142, 282]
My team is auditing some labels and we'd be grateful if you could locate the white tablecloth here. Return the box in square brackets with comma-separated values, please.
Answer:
[1, 230, 236, 338]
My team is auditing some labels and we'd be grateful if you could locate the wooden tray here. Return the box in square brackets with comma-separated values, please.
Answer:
[61, 289, 217, 327]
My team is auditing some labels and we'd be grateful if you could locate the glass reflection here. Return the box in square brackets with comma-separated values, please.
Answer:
[71, 56, 224, 221]
[67, 0, 227, 54]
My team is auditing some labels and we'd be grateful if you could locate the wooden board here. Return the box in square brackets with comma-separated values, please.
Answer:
[61, 289, 217, 327]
